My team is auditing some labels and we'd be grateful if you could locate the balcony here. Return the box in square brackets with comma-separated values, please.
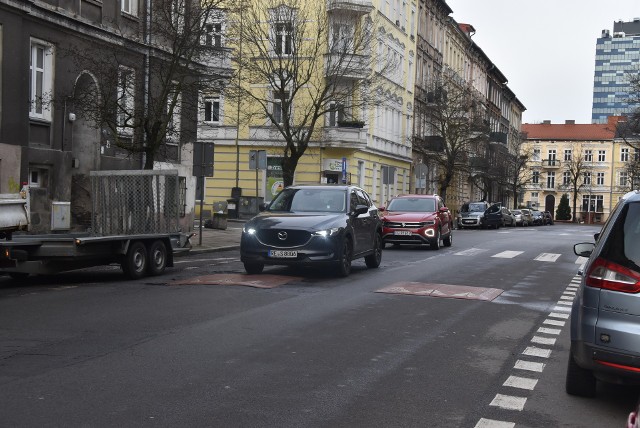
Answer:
[421, 135, 444, 152]
[489, 131, 508, 145]
[469, 156, 489, 175]
[323, 126, 367, 148]
[324, 53, 370, 80]
[540, 159, 561, 169]
[198, 47, 233, 76]
[327, 0, 374, 15]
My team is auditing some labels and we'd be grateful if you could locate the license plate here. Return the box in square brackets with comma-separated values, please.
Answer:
[268, 250, 298, 258]
[463, 220, 474, 224]
[394, 230, 412, 236]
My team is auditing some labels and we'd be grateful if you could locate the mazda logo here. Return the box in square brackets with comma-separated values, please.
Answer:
[277, 231, 288, 240]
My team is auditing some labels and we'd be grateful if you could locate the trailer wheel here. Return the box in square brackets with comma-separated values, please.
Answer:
[147, 240, 167, 276]
[123, 241, 148, 279]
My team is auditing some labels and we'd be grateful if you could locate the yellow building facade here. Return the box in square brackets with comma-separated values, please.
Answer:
[197, 0, 418, 215]
[522, 118, 635, 223]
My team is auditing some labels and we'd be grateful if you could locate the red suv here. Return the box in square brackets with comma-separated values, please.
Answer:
[380, 194, 453, 250]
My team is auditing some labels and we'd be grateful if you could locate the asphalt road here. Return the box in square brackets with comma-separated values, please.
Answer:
[0, 223, 638, 427]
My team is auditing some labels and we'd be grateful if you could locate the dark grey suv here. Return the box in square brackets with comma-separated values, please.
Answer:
[567, 190, 640, 397]
[240, 185, 383, 277]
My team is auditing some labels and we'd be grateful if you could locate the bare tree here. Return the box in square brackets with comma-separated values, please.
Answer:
[557, 145, 594, 222]
[417, 75, 490, 202]
[505, 132, 533, 209]
[225, 0, 396, 187]
[63, 0, 231, 169]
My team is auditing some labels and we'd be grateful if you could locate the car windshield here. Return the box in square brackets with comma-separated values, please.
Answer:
[386, 198, 436, 212]
[468, 203, 486, 212]
[268, 188, 347, 213]
[512, 210, 521, 215]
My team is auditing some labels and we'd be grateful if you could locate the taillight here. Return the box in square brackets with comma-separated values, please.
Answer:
[585, 257, 640, 293]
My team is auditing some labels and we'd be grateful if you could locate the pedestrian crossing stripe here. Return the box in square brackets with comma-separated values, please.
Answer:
[455, 249, 562, 262]
[534, 253, 561, 262]
[492, 251, 524, 258]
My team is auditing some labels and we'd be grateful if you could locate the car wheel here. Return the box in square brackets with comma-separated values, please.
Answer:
[431, 229, 441, 250]
[565, 348, 596, 397]
[336, 238, 352, 277]
[442, 229, 452, 247]
[244, 262, 264, 274]
[365, 233, 382, 268]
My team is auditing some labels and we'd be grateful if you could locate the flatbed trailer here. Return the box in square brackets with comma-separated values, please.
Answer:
[0, 170, 193, 280]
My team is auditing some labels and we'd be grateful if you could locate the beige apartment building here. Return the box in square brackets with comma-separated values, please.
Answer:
[522, 117, 637, 223]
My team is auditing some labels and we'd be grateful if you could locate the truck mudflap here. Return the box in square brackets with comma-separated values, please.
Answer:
[173, 232, 196, 256]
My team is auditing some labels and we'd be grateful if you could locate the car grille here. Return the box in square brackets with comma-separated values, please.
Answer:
[257, 229, 312, 247]
[384, 221, 429, 228]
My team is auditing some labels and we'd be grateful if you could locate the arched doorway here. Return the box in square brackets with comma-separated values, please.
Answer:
[70, 71, 101, 229]
[545, 194, 556, 216]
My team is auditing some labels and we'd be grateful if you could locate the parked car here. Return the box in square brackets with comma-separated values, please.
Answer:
[380, 194, 453, 249]
[531, 210, 544, 225]
[512, 209, 525, 226]
[543, 211, 554, 225]
[566, 190, 640, 397]
[520, 209, 534, 226]
[240, 185, 383, 277]
[485, 204, 516, 228]
[459, 201, 491, 229]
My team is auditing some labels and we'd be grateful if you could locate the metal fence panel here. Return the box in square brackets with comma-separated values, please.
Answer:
[90, 170, 181, 236]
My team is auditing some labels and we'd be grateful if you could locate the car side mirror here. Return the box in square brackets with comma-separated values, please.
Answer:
[353, 205, 368, 216]
[259, 202, 269, 212]
[378, 206, 386, 212]
[439, 207, 448, 213]
[574, 242, 595, 257]
[594, 232, 600, 241]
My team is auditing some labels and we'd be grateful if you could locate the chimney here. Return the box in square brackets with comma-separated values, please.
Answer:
[565, 120, 575, 125]
[542, 120, 551, 125]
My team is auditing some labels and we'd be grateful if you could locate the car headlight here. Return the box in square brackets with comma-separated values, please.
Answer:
[243, 226, 256, 235]
[423, 220, 436, 226]
[313, 227, 340, 237]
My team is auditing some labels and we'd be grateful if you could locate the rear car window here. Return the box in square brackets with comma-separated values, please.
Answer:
[602, 202, 640, 271]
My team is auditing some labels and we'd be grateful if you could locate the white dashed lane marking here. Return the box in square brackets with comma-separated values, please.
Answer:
[503, 375, 538, 390]
[475, 418, 515, 428]
[490, 394, 527, 411]
[477, 278, 578, 427]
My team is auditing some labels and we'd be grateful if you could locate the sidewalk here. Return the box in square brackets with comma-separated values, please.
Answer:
[189, 219, 244, 254]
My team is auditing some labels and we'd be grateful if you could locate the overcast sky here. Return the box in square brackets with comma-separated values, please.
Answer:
[446, 0, 639, 125]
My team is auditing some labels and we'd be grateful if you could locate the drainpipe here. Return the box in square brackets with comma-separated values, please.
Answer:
[143, 0, 152, 169]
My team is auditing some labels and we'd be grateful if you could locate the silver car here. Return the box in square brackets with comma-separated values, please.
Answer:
[566, 190, 640, 397]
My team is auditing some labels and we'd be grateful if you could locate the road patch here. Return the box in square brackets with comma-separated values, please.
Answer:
[171, 273, 301, 288]
[376, 282, 503, 301]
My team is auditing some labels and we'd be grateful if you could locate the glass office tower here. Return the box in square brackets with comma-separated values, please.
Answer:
[592, 19, 640, 123]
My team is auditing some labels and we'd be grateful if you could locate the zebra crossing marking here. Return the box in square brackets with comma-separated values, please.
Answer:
[492, 251, 524, 258]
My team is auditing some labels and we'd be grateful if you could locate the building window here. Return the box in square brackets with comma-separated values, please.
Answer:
[598, 150, 606, 162]
[563, 171, 571, 185]
[582, 195, 603, 213]
[272, 91, 289, 124]
[532, 170, 539, 184]
[546, 171, 555, 189]
[621, 147, 629, 162]
[203, 96, 220, 123]
[117, 66, 135, 135]
[548, 149, 556, 160]
[635, 148, 640, 162]
[166, 88, 181, 142]
[533, 149, 541, 161]
[121, 0, 138, 16]
[583, 172, 591, 185]
[619, 171, 628, 186]
[597, 172, 605, 185]
[203, 11, 225, 47]
[29, 39, 54, 121]
[584, 150, 593, 162]
[28, 166, 49, 188]
[564, 149, 572, 161]
[274, 22, 293, 55]
[328, 101, 346, 127]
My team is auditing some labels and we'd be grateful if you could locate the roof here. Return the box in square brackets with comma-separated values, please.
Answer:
[522, 122, 617, 141]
